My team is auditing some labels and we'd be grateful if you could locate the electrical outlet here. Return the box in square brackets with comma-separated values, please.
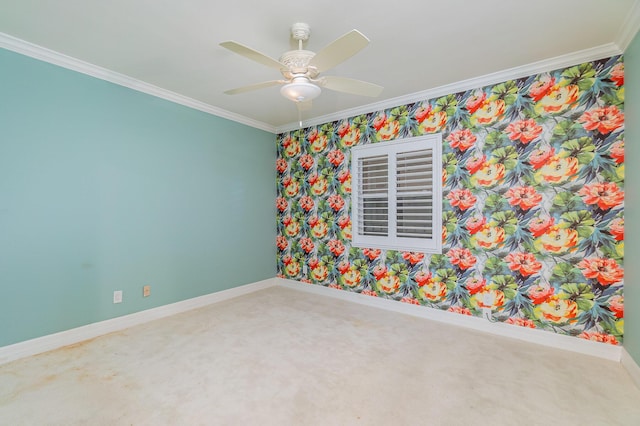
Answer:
[143, 285, 151, 297]
[113, 290, 123, 304]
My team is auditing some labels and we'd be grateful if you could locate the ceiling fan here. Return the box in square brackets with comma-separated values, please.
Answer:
[220, 23, 383, 109]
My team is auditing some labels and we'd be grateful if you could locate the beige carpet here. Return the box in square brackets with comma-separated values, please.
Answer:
[1, 285, 639, 425]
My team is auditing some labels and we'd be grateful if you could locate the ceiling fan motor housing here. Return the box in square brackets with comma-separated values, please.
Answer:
[279, 50, 318, 79]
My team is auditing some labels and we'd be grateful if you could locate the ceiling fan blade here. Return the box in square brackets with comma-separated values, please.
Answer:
[224, 80, 284, 95]
[318, 76, 383, 97]
[220, 41, 285, 70]
[308, 30, 369, 73]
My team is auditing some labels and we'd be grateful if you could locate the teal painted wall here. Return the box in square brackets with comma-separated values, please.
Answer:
[0, 48, 276, 347]
[625, 30, 640, 364]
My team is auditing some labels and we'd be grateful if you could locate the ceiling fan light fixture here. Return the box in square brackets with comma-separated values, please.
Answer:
[280, 77, 321, 102]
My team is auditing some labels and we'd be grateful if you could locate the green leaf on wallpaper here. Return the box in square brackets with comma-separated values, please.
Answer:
[490, 147, 518, 170]
[484, 130, 508, 149]
[560, 211, 595, 239]
[491, 81, 519, 105]
[484, 193, 509, 213]
[436, 268, 458, 289]
[429, 254, 449, 270]
[491, 211, 518, 234]
[561, 137, 595, 164]
[551, 120, 580, 142]
[484, 257, 506, 276]
[550, 263, 583, 285]
[550, 191, 583, 214]
[561, 63, 596, 91]
[435, 94, 458, 116]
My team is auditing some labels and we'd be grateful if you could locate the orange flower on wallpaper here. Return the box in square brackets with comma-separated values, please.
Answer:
[527, 283, 555, 305]
[579, 105, 624, 134]
[578, 182, 624, 210]
[472, 99, 505, 125]
[327, 239, 345, 257]
[276, 196, 288, 212]
[447, 188, 477, 210]
[474, 226, 505, 250]
[536, 156, 579, 184]
[610, 139, 624, 164]
[610, 62, 624, 86]
[362, 248, 381, 260]
[535, 84, 579, 114]
[419, 109, 448, 133]
[276, 158, 288, 173]
[276, 235, 288, 251]
[298, 153, 314, 170]
[505, 252, 542, 276]
[610, 217, 624, 241]
[298, 195, 314, 212]
[528, 75, 555, 102]
[465, 275, 486, 295]
[465, 153, 487, 174]
[402, 252, 425, 265]
[477, 289, 505, 310]
[528, 215, 555, 238]
[537, 226, 578, 254]
[340, 268, 361, 287]
[446, 129, 477, 151]
[327, 149, 345, 167]
[340, 127, 361, 148]
[310, 220, 328, 239]
[310, 133, 328, 153]
[473, 163, 505, 187]
[377, 120, 400, 141]
[448, 306, 472, 316]
[447, 247, 477, 270]
[505, 317, 536, 328]
[311, 264, 329, 281]
[578, 257, 624, 286]
[465, 214, 487, 235]
[528, 146, 555, 170]
[282, 135, 301, 157]
[609, 295, 624, 318]
[536, 297, 578, 324]
[505, 186, 543, 210]
[414, 270, 432, 286]
[578, 331, 618, 345]
[419, 280, 448, 302]
[505, 118, 543, 144]
[377, 274, 401, 294]
[464, 90, 487, 114]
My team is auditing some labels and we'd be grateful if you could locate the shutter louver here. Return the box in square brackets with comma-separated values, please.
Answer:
[396, 148, 433, 239]
[358, 154, 388, 236]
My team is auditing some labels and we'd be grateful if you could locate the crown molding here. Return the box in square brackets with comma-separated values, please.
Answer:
[275, 43, 623, 134]
[617, 0, 640, 51]
[0, 32, 277, 134]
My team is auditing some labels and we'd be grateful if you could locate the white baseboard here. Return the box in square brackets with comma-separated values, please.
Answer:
[276, 278, 623, 362]
[0, 278, 278, 366]
[622, 348, 640, 390]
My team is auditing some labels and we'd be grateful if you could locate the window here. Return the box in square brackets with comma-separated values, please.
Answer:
[351, 134, 442, 253]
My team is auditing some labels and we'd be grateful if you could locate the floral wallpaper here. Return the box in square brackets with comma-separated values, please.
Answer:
[275, 56, 625, 345]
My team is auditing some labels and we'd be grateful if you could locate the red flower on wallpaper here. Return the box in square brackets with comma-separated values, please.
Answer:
[465, 153, 487, 174]
[298, 195, 314, 212]
[610, 217, 624, 241]
[578, 331, 618, 345]
[528, 75, 555, 102]
[505, 118, 543, 144]
[465, 90, 487, 114]
[465, 215, 487, 235]
[276, 158, 288, 173]
[298, 154, 314, 170]
[337, 259, 350, 274]
[505, 186, 543, 210]
[308, 257, 320, 270]
[528, 215, 554, 238]
[372, 264, 388, 280]
[276, 197, 288, 212]
[401, 297, 421, 305]
[447, 188, 477, 210]
[276, 236, 288, 251]
[414, 270, 432, 286]
[414, 104, 432, 123]
[362, 248, 381, 260]
[505, 252, 542, 277]
[578, 105, 624, 134]
[337, 121, 350, 138]
[610, 62, 624, 86]
[337, 169, 350, 184]
[473, 100, 505, 125]
[402, 252, 425, 265]
[446, 129, 477, 151]
[327, 149, 345, 167]
[609, 295, 624, 318]
[372, 113, 387, 131]
[299, 237, 315, 254]
[327, 239, 346, 257]
[307, 128, 319, 144]
[447, 248, 477, 270]
[505, 317, 536, 328]
[465, 275, 486, 295]
[448, 306, 472, 316]
[610, 139, 624, 164]
[527, 284, 554, 305]
[578, 257, 624, 286]
[578, 182, 624, 210]
[528, 146, 555, 170]
[536, 85, 579, 114]
[328, 194, 346, 212]
[337, 215, 351, 229]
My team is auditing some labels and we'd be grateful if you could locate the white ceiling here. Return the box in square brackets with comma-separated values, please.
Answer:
[1, 0, 639, 132]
